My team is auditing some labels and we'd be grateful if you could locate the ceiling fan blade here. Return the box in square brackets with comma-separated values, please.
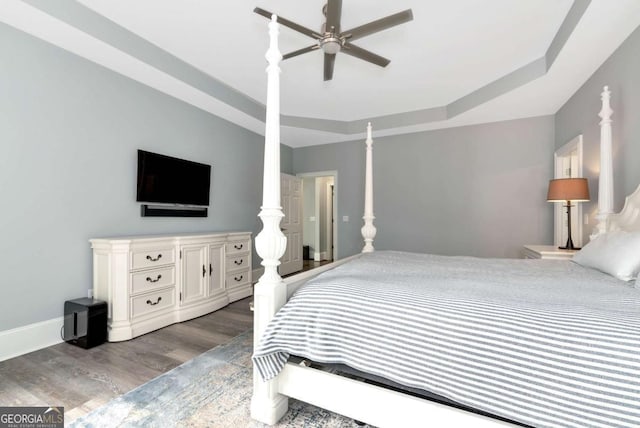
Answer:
[254, 7, 322, 40]
[342, 43, 390, 67]
[324, 53, 336, 81]
[324, 0, 343, 33]
[341, 9, 413, 42]
[283, 45, 319, 60]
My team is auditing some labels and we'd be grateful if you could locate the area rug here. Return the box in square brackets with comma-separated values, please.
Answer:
[69, 331, 366, 427]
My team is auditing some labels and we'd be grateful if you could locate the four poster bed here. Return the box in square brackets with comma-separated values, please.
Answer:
[251, 16, 640, 428]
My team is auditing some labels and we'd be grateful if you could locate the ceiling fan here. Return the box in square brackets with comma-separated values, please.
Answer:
[254, 1, 413, 81]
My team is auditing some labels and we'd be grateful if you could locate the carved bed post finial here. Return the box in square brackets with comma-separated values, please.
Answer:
[361, 122, 377, 253]
[593, 85, 614, 239]
[251, 14, 289, 425]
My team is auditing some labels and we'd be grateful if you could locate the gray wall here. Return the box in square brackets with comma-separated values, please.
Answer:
[555, 26, 640, 244]
[293, 142, 366, 258]
[293, 116, 556, 259]
[281, 145, 293, 175]
[0, 24, 288, 331]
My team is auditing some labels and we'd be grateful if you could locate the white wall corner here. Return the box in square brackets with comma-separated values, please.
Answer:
[0, 317, 64, 362]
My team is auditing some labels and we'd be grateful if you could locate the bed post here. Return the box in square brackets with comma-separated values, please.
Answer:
[593, 86, 614, 239]
[250, 15, 289, 425]
[361, 122, 377, 253]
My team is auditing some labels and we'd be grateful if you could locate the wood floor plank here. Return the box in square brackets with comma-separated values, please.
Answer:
[0, 377, 42, 407]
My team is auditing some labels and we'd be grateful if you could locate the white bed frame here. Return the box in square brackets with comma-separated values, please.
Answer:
[250, 16, 636, 427]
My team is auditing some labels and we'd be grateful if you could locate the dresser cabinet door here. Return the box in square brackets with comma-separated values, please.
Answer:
[208, 243, 225, 297]
[181, 244, 207, 305]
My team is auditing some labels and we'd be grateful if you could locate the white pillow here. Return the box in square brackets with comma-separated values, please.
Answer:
[573, 231, 640, 281]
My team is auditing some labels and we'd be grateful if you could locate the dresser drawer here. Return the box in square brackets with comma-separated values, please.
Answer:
[226, 239, 250, 256]
[226, 255, 249, 272]
[131, 266, 175, 295]
[131, 247, 175, 270]
[131, 288, 175, 319]
[226, 269, 250, 289]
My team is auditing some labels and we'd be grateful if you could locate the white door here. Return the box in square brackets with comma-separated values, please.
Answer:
[207, 243, 225, 297]
[279, 173, 303, 276]
[180, 244, 207, 305]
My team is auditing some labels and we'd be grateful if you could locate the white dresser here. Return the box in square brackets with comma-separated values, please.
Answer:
[90, 231, 252, 341]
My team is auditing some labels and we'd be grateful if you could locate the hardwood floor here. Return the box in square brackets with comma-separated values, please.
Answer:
[0, 297, 253, 422]
[0, 261, 332, 422]
[302, 259, 332, 270]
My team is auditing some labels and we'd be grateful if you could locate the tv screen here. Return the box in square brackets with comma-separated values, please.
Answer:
[136, 150, 211, 206]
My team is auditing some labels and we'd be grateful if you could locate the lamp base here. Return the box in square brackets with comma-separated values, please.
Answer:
[559, 201, 580, 251]
[558, 246, 580, 251]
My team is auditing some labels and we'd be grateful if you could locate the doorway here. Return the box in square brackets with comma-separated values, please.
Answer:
[298, 171, 338, 264]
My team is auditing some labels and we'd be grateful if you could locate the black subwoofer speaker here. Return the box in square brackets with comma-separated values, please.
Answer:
[64, 298, 107, 349]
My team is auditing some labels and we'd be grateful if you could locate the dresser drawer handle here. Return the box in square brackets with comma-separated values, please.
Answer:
[146, 297, 162, 306]
[146, 254, 162, 262]
[234, 259, 243, 266]
[146, 274, 162, 283]
[233, 243, 243, 250]
[234, 275, 244, 282]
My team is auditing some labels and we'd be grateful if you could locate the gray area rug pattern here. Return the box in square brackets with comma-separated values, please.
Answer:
[69, 331, 365, 427]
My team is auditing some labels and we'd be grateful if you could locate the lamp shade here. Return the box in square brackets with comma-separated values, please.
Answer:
[547, 178, 590, 202]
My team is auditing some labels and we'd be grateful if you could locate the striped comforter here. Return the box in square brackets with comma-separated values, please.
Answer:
[253, 251, 640, 428]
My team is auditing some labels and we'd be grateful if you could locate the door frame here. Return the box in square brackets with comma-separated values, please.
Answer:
[326, 182, 334, 261]
[554, 135, 584, 247]
[297, 171, 339, 260]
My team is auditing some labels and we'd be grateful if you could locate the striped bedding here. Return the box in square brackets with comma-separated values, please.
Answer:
[253, 251, 640, 428]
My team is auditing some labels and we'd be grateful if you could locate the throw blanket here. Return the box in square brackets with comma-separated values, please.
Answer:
[253, 251, 640, 428]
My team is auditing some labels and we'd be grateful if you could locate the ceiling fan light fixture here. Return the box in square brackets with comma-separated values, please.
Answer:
[320, 36, 342, 54]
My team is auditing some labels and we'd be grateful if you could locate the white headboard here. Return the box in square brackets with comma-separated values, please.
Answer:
[607, 184, 640, 232]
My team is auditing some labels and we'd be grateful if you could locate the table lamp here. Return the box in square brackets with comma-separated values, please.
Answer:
[547, 178, 590, 250]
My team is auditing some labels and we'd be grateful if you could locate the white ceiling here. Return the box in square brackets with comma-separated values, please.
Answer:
[2, 1, 640, 146]
[76, 0, 570, 118]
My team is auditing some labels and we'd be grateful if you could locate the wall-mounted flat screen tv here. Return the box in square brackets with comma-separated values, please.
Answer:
[136, 150, 211, 206]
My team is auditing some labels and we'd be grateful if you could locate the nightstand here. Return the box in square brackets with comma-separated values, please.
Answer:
[522, 245, 577, 260]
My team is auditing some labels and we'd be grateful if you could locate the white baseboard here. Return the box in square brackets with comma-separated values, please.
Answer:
[252, 267, 264, 284]
[0, 317, 64, 362]
[313, 251, 330, 261]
